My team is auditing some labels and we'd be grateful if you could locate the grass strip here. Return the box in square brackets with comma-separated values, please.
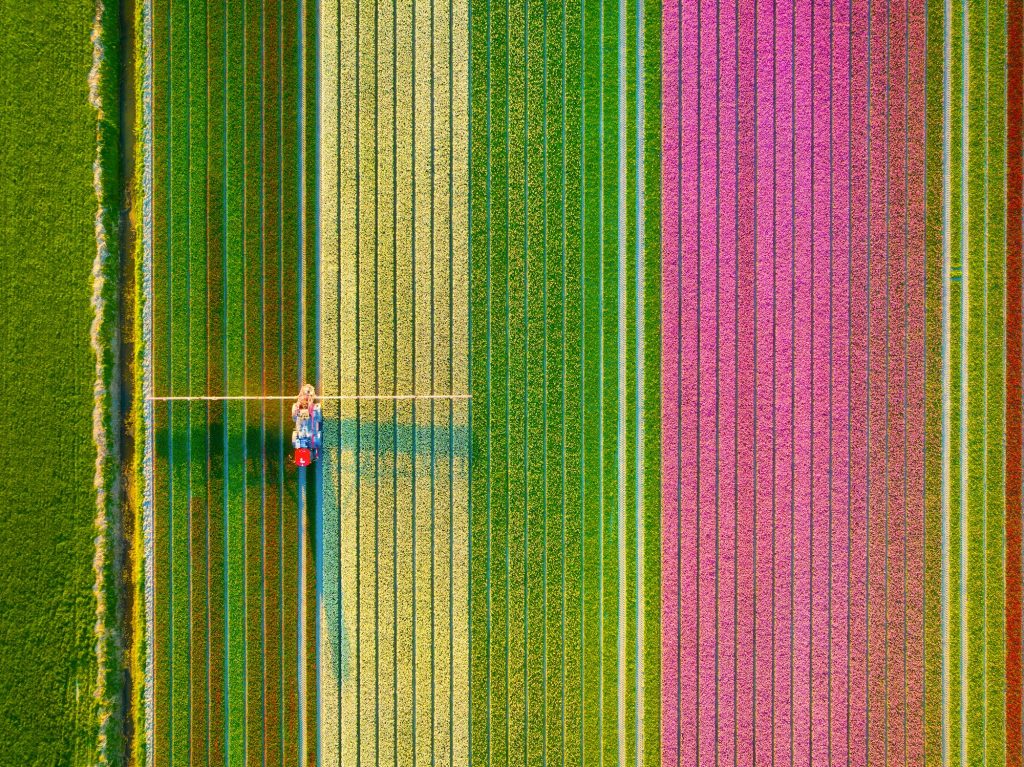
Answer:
[90, 0, 127, 759]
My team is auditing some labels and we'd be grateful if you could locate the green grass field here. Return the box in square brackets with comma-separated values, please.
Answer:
[0, 1, 116, 764]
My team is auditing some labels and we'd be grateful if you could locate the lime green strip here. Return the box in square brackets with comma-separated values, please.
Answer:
[640, 2, 662, 763]
[561, 1, 586, 759]
[599, 0, 621, 763]
[524, 1, 548, 765]
[187, 0, 210, 760]
[468, 0, 658, 762]
[242, 2, 266, 763]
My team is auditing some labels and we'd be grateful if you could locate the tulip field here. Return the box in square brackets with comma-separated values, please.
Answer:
[1, 0, 1023, 765]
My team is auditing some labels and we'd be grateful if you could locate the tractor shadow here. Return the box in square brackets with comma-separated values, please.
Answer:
[318, 425, 352, 690]
[152, 411, 470, 698]
[153, 419, 295, 461]
[316, 413, 471, 696]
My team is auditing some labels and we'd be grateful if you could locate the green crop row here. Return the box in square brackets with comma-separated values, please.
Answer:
[224, 0, 247, 761]
[186, 0, 211, 761]
[243, 2, 266, 764]
[262, 3, 285, 764]
[169, 0, 193, 762]
[206, 0, 229, 762]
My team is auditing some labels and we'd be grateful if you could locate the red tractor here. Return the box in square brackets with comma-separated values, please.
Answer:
[291, 384, 323, 467]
